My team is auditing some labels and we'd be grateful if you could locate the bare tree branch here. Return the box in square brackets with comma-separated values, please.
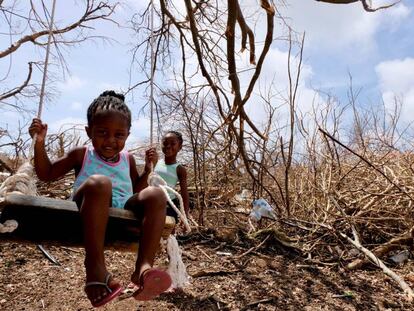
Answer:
[315, 0, 400, 12]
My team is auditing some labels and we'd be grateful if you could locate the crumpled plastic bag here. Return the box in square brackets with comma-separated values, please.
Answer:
[250, 198, 277, 221]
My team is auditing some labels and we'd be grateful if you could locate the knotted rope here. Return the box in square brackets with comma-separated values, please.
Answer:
[147, 168, 191, 289]
[148, 171, 191, 232]
[0, 0, 57, 233]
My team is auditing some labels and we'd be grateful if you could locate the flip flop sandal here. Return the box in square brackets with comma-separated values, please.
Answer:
[84, 273, 123, 308]
[118, 283, 139, 301]
[133, 268, 172, 301]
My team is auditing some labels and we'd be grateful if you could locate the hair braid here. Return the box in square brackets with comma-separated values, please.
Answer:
[166, 130, 183, 145]
[87, 90, 131, 128]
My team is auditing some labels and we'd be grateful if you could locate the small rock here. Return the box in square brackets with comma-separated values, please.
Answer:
[0, 299, 7, 304]
[390, 250, 410, 264]
[348, 248, 360, 257]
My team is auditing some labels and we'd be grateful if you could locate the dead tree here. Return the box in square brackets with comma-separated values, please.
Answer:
[0, 0, 118, 109]
[127, 0, 398, 218]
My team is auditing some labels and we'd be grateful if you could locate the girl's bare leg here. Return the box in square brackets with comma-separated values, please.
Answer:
[73, 174, 120, 303]
[125, 186, 167, 283]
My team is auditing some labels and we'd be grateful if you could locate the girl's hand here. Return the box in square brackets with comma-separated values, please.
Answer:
[28, 118, 48, 143]
[144, 147, 158, 172]
[178, 220, 191, 234]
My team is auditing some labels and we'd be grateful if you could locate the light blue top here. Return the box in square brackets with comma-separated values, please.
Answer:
[154, 159, 179, 199]
[73, 147, 133, 208]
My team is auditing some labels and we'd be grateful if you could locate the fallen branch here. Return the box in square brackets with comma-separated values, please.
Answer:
[347, 227, 414, 270]
[340, 232, 413, 301]
[37, 244, 60, 266]
[60, 246, 82, 254]
[195, 245, 213, 260]
[329, 196, 414, 302]
[330, 196, 413, 301]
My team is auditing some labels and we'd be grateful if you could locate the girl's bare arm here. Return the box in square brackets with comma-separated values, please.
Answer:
[29, 118, 83, 181]
[177, 165, 189, 216]
[130, 148, 157, 193]
[33, 143, 84, 182]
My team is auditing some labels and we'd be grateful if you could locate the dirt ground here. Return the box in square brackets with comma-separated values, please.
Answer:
[1, 228, 413, 311]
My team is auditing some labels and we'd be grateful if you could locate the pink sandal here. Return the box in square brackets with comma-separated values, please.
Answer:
[133, 268, 172, 301]
[84, 273, 123, 307]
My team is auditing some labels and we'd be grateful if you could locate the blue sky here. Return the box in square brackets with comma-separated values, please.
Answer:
[1, 0, 413, 150]
[286, 0, 414, 100]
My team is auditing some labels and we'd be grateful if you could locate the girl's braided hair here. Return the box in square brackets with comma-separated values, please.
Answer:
[87, 90, 131, 128]
[166, 130, 183, 145]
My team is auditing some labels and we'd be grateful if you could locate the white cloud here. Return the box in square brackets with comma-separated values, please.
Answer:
[387, 2, 411, 23]
[282, 1, 410, 52]
[69, 101, 83, 111]
[59, 76, 86, 91]
[242, 46, 316, 125]
[375, 57, 414, 123]
[376, 57, 414, 93]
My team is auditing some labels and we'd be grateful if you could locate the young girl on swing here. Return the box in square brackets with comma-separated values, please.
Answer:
[155, 131, 190, 227]
[29, 90, 172, 307]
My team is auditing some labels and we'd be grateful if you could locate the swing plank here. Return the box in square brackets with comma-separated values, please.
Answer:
[0, 193, 175, 252]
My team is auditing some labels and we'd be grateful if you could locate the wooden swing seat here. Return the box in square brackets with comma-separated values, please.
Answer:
[0, 193, 176, 252]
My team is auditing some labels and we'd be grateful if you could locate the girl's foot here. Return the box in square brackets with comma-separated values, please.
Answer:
[131, 268, 172, 301]
[84, 272, 123, 307]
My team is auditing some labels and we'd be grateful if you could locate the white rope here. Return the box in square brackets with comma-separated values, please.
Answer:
[0, 220, 18, 233]
[30, 0, 57, 156]
[147, 171, 191, 289]
[38, 0, 57, 119]
[149, 0, 155, 145]
[0, 162, 37, 197]
[145, 1, 190, 289]
[148, 172, 191, 232]
[1, 0, 56, 233]
[0, 162, 38, 234]
[166, 235, 191, 288]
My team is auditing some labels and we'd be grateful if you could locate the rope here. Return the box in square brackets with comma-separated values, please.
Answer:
[145, 2, 190, 289]
[1, 0, 57, 233]
[166, 235, 191, 288]
[30, 0, 57, 156]
[38, 0, 57, 119]
[149, 0, 155, 145]
[147, 172, 191, 232]
[147, 171, 191, 289]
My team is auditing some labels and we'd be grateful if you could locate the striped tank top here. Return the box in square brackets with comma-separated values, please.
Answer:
[154, 159, 179, 199]
[73, 147, 133, 208]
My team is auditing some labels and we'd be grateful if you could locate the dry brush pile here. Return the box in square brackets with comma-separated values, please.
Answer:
[179, 126, 414, 300]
